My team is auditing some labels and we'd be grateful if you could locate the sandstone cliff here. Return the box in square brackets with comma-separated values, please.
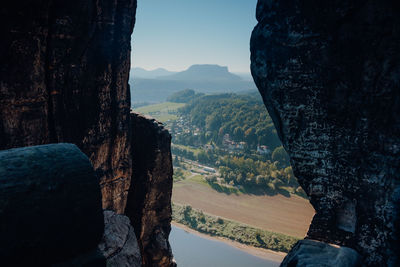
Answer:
[0, 1, 174, 266]
[126, 112, 175, 267]
[0, 0, 136, 213]
[251, 0, 400, 266]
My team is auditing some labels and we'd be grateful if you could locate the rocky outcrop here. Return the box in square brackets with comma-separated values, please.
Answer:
[126, 112, 175, 267]
[0, 0, 137, 213]
[1, 1, 175, 266]
[0, 144, 104, 266]
[281, 240, 360, 267]
[251, 0, 400, 266]
[99, 210, 142, 267]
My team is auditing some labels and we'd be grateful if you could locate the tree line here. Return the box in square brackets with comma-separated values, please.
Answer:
[177, 93, 282, 150]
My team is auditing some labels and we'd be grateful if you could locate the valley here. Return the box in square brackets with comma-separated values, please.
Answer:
[133, 90, 315, 253]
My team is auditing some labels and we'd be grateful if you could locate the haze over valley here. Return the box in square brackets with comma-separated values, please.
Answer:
[130, 64, 257, 104]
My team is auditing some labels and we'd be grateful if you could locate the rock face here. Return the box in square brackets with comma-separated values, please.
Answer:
[126, 112, 175, 267]
[1, 1, 175, 266]
[281, 239, 361, 267]
[251, 0, 400, 266]
[0, 0, 137, 213]
[0, 144, 104, 266]
[99, 210, 142, 267]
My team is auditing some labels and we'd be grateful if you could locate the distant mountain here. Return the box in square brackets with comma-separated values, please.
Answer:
[159, 64, 242, 81]
[131, 67, 176, 79]
[129, 64, 257, 104]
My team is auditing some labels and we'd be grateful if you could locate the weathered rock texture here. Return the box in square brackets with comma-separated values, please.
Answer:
[126, 112, 175, 267]
[0, 144, 104, 266]
[251, 0, 400, 266]
[1, 1, 175, 266]
[281, 239, 360, 267]
[99, 210, 142, 267]
[0, 0, 136, 213]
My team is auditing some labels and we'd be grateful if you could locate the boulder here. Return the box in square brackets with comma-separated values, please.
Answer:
[0, 143, 104, 265]
[99, 210, 142, 267]
[281, 239, 361, 267]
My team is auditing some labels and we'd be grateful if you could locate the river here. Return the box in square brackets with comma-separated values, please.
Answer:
[170, 226, 281, 267]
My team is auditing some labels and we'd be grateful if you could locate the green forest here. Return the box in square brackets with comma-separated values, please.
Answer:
[167, 90, 306, 198]
[173, 91, 282, 150]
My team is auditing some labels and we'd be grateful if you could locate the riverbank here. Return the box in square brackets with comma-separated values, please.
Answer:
[172, 221, 286, 263]
[172, 203, 298, 253]
[173, 173, 314, 237]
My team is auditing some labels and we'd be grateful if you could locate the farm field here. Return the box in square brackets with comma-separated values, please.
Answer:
[172, 144, 203, 156]
[172, 175, 315, 238]
[134, 102, 185, 122]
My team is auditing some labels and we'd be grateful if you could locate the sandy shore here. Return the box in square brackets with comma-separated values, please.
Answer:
[171, 221, 286, 263]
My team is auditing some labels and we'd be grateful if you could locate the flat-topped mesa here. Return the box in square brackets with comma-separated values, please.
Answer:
[251, 0, 400, 266]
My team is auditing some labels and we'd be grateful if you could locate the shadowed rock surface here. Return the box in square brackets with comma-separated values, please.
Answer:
[281, 240, 360, 267]
[126, 112, 175, 267]
[1, 1, 175, 266]
[251, 0, 400, 266]
[0, 0, 137, 213]
[99, 210, 142, 267]
[0, 144, 104, 266]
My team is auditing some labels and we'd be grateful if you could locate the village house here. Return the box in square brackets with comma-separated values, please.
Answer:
[257, 145, 271, 155]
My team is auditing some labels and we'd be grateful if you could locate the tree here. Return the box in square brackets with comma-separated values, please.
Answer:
[233, 127, 244, 141]
[235, 173, 245, 185]
[271, 146, 290, 166]
[244, 127, 257, 148]
[205, 175, 217, 184]
[167, 89, 204, 103]
[205, 113, 221, 132]
[284, 166, 297, 186]
[256, 175, 266, 186]
[197, 151, 209, 163]
[174, 155, 180, 166]
[183, 205, 192, 217]
[246, 172, 256, 185]
[173, 168, 185, 181]
[219, 166, 230, 177]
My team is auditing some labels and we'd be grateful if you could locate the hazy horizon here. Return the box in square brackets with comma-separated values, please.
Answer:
[131, 0, 258, 73]
[132, 64, 252, 75]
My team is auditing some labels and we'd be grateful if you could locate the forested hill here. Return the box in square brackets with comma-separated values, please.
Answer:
[178, 93, 282, 150]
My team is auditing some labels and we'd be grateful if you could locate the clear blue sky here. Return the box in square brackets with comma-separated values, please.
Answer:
[131, 0, 258, 73]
